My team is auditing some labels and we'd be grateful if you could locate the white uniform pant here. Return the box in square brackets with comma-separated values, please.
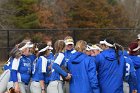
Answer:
[30, 81, 42, 93]
[7, 81, 27, 93]
[26, 81, 31, 93]
[64, 82, 69, 93]
[123, 82, 129, 93]
[0, 69, 10, 93]
[47, 80, 63, 93]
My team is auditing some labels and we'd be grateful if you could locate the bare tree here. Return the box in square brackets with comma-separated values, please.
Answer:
[120, 0, 140, 30]
[0, 0, 16, 29]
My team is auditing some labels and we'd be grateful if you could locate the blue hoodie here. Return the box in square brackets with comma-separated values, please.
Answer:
[95, 48, 125, 93]
[68, 52, 100, 93]
[128, 55, 140, 93]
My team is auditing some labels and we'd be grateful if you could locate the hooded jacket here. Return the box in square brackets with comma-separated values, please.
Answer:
[68, 52, 100, 93]
[95, 48, 125, 93]
[128, 55, 140, 93]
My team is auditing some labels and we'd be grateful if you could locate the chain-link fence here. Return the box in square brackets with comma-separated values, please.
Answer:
[0, 28, 140, 63]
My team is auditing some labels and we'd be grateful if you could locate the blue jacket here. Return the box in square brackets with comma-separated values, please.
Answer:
[45, 52, 54, 83]
[95, 48, 125, 93]
[49, 53, 68, 81]
[10, 55, 32, 85]
[3, 57, 14, 70]
[28, 54, 36, 64]
[32, 54, 54, 84]
[128, 55, 140, 93]
[64, 49, 76, 67]
[68, 52, 100, 93]
[123, 56, 137, 93]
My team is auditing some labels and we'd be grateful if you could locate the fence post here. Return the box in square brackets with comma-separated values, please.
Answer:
[7, 30, 10, 58]
[73, 30, 76, 43]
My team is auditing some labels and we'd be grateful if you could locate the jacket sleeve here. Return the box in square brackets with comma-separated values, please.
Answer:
[129, 62, 137, 90]
[11, 70, 18, 82]
[11, 58, 20, 82]
[95, 54, 103, 71]
[133, 56, 140, 68]
[52, 53, 68, 77]
[87, 57, 100, 93]
[3, 64, 9, 71]
[38, 57, 45, 80]
[52, 63, 68, 77]
[3, 57, 12, 70]
[124, 57, 137, 90]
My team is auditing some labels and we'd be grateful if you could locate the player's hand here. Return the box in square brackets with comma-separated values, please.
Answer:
[132, 90, 137, 93]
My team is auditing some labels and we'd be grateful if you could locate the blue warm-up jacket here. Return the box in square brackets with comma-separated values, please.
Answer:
[95, 48, 125, 93]
[128, 55, 140, 93]
[68, 52, 100, 93]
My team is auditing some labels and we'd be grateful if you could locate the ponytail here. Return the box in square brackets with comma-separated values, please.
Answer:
[113, 43, 124, 64]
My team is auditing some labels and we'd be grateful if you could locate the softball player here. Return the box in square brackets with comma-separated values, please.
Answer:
[0, 47, 21, 93]
[30, 44, 53, 93]
[67, 40, 100, 93]
[91, 44, 102, 56]
[7, 42, 32, 93]
[96, 39, 137, 93]
[128, 42, 140, 93]
[47, 40, 71, 93]
[63, 36, 76, 93]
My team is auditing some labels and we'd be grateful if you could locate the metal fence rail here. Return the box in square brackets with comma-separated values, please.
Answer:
[0, 28, 140, 62]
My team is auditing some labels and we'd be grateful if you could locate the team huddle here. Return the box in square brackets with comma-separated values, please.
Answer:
[0, 35, 140, 93]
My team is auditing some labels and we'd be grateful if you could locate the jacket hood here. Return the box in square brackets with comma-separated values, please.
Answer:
[70, 52, 86, 64]
[102, 48, 117, 61]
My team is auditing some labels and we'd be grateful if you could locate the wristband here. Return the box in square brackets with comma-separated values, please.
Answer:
[41, 88, 45, 91]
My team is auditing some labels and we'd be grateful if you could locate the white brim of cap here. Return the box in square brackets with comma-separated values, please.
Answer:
[86, 45, 94, 51]
[48, 46, 53, 50]
[137, 34, 140, 39]
[99, 41, 104, 44]
[92, 47, 103, 51]
[92, 45, 103, 51]
[100, 40, 113, 47]
[28, 44, 34, 48]
[133, 46, 140, 51]
[19, 44, 31, 51]
[39, 46, 53, 53]
[65, 42, 74, 45]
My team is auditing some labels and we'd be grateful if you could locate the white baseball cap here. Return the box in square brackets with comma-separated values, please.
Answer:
[19, 43, 33, 51]
[64, 38, 74, 45]
[99, 39, 113, 47]
[39, 46, 53, 53]
[137, 34, 140, 40]
[92, 45, 103, 51]
[86, 45, 94, 51]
